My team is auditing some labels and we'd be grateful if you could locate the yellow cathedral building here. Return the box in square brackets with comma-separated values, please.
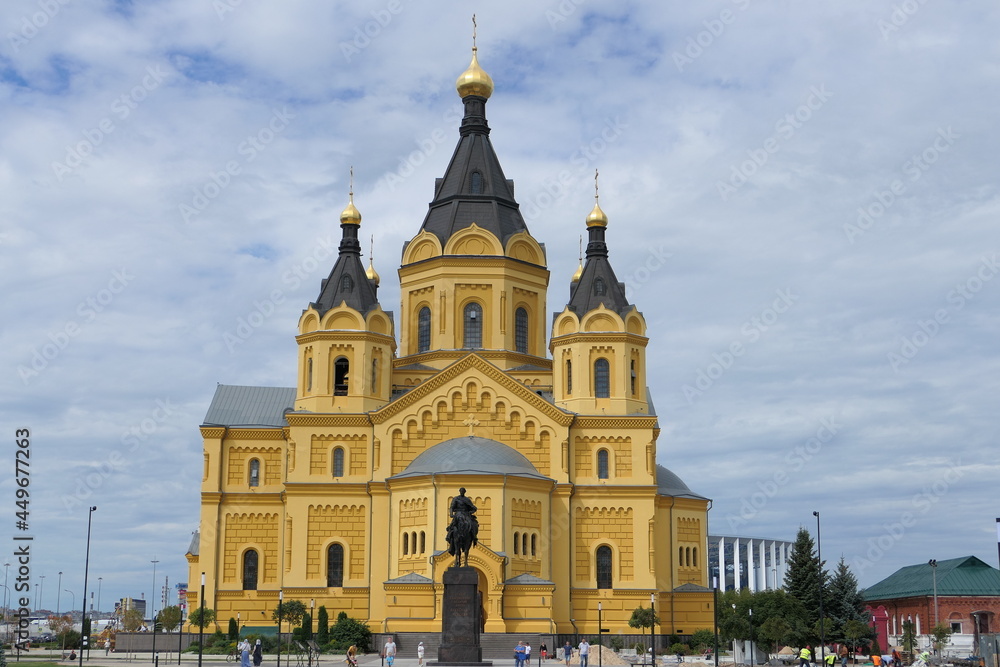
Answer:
[186, 44, 713, 641]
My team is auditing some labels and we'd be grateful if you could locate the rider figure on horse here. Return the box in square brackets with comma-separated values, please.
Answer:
[446, 487, 479, 566]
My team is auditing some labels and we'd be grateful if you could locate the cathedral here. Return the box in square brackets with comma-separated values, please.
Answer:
[186, 43, 712, 639]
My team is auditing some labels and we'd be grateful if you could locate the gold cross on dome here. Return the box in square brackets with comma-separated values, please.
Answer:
[463, 416, 481, 437]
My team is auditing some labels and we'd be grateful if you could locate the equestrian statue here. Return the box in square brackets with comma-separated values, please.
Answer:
[445, 487, 479, 567]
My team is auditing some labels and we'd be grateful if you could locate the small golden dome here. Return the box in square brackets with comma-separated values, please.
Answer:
[571, 261, 584, 283]
[366, 259, 380, 286]
[340, 193, 361, 226]
[456, 48, 494, 99]
[586, 201, 608, 228]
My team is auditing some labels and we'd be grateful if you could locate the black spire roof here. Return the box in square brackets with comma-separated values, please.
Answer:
[416, 93, 530, 249]
[311, 219, 380, 318]
[567, 221, 633, 317]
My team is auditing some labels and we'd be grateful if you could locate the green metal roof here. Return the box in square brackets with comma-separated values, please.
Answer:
[863, 556, 1000, 601]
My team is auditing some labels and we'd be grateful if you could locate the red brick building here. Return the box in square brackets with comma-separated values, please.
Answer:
[864, 556, 1000, 656]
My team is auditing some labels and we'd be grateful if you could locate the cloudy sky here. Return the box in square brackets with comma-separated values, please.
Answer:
[2, 0, 999, 615]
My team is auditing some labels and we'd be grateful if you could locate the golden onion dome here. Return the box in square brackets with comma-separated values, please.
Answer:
[571, 261, 584, 283]
[340, 193, 361, 226]
[586, 201, 608, 228]
[366, 259, 380, 286]
[456, 48, 494, 99]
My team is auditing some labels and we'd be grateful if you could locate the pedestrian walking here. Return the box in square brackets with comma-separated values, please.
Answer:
[578, 640, 590, 667]
[540, 644, 548, 661]
[515, 641, 527, 667]
[346, 645, 358, 667]
[239, 638, 251, 667]
[253, 640, 263, 667]
[418, 642, 425, 667]
[384, 638, 397, 667]
[564, 641, 573, 666]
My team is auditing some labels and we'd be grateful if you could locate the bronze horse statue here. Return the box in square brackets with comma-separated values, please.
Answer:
[446, 487, 479, 567]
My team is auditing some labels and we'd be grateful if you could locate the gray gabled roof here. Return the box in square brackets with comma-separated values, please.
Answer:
[504, 573, 555, 586]
[385, 572, 433, 585]
[187, 530, 200, 556]
[673, 583, 711, 592]
[202, 384, 295, 427]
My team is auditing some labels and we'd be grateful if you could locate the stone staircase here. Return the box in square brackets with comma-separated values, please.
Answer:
[373, 633, 556, 661]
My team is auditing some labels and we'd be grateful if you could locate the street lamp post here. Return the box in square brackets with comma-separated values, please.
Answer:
[97, 578, 102, 617]
[57, 572, 63, 616]
[80, 506, 96, 667]
[650, 593, 656, 667]
[712, 577, 719, 667]
[598, 602, 603, 667]
[3, 562, 10, 618]
[151, 558, 159, 663]
[277, 590, 284, 667]
[39, 576, 45, 611]
[929, 560, 939, 659]
[748, 608, 754, 666]
[198, 573, 205, 667]
[65, 590, 76, 614]
[813, 511, 825, 665]
[732, 605, 737, 664]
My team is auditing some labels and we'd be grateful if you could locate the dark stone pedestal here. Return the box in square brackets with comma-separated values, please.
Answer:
[429, 566, 491, 667]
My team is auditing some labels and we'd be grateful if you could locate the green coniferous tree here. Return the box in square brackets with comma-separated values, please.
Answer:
[317, 606, 330, 645]
[826, 557, 867, 641]
[228, 617, 239, 640]
[783, 527, 828, 633]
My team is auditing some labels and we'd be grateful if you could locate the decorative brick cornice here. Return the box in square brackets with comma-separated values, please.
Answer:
[376, 354, 573, 425]
[285, 414, 372, 427]
[573, 416, 658, 429]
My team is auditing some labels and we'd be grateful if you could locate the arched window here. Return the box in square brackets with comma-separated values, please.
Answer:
[596, 545, 613, 589]
[470, 171, 483, 194]
[334, 357, 349, 395]
[412, 531, 417, 555]
[339, 274, 354, 292]
[594, 277, 606, 296]
[630, 360, 637, 395]
[327, 544, 344, 587]
[597, 449, 610, 479]
[402, 533, 409, 555]
[248, 459, 260, 487]
[371, 359, 378, 393]
[566, 359, 573, 394]
[594, 358, 610, 398]
[693, 547, 698, 567]
[522, 533, 528, 557]
[678, 546, 684, 565]
[513, 531, 520, 555]
[242, 549, 259, 590]
[515, 308, 528, 353]
[307, 358, 313, 391]
[420, 531, 426, 554]
[531, 534, 537, 557]
[463, 303, 482, 349]
[418, 307, 431, 353]
[332, 447, 345, 478]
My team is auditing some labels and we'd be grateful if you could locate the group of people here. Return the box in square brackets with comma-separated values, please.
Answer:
[380, 638, 422, 667]
[798, 646, 927, 667]
[237, 638, 264, 667]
